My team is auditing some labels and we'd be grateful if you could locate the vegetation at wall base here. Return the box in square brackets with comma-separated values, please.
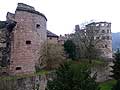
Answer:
[110, 49, 120, 90]
[112, 80, 120, 90]
[47, 61, 100, 90]
[110, 49, 120, 80]
[64, 40, 77, 60]
[99, 80, 116, 90]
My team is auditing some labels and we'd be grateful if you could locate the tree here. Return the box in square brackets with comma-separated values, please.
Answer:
[112, 80, 120, 90]
[46, 62, 100, 90]
[72, 23, 105, 63]
[36, 42, 65, 71]
[64, 40, 76, 60]
[110, 49, 120, 80]
[46, 43, 65, 70]
[111, 49, 120, 90]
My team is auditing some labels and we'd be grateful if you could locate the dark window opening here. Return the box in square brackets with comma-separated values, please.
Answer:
[16, 67, 21, 70]
[26, 41, 31, 44]
[2, 72, 8, 76]
[102, 30, 105, 33]
[105, 45, 107, 48]
[107, 29, 109, 33]
[49, 37, 52, 40]
[36, 24, 40, 28]
[107, 36, 109, 40]
[96, 37, 99, 39]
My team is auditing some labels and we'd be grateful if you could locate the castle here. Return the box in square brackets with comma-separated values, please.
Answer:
[0, 3, 48, 75]
[75, 22, 112, 59]
[0, 3, 112, 76]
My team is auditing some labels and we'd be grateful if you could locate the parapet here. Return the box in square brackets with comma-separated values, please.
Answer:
[6, 12, 15, 21]
[16, 3, 47, 21]
[86, 22, 111, 27]
[17, 3, 35, 11]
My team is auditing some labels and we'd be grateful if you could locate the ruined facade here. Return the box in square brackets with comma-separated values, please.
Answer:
[0, 3, 47, 75]
[75, 22, 112, 59]
[0, 21, 16, 67]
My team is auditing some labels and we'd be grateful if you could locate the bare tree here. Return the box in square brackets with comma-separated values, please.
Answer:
[72, 23, 106, 63]
[36, 42, 66, 71]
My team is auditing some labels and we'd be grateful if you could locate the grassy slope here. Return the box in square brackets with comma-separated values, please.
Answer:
[99, 80, 116, 90]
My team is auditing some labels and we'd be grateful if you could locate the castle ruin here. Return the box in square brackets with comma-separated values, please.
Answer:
[75, 22, 112, 59]
[0, 3, 47, 75]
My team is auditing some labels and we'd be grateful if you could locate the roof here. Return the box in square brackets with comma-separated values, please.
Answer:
[47, 30, 59, 38]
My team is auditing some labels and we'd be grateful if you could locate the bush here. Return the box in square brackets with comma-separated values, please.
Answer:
[46, 62, 100, 90]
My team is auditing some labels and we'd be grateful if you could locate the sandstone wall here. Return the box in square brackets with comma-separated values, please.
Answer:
[91, 61, 113, 82]
[9, 3, 47, 75]
[0, 74, 47, 90]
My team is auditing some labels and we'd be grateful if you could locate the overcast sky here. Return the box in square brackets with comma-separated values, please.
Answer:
[0, 0, 120, 35]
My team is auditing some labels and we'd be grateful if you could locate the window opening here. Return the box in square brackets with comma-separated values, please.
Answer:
[26, 41, 31, 44]
[36, 24, 40, 28]
[16, 67, 21, 70]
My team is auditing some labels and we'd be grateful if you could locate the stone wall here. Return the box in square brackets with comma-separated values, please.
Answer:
[91, 61, 113, 82]
[47, 37, 58, 44]
[9, 3, 47, 75]
[0, 21, 16, 68]
[0, 74, 47, 90]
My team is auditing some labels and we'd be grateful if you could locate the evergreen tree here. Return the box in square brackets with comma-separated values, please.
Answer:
[46, 62, 100, 90]
[111, 49, 120, 90]
[112, 80, 120, 90]
[111, 49, 120, 80]
[64, 40, 76, 60]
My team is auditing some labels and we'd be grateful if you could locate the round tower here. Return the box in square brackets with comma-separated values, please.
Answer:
[9, 3, 47, 75]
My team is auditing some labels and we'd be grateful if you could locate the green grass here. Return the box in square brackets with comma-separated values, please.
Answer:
[73, 59, 107, 68]
[99, 80, 116, 90]
[0, 70, 49, 81]
[36, 70, 49, 75]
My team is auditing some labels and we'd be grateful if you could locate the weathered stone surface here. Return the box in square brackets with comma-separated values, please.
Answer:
[91, 61, 113, 82]
[0, 74, 48, 90]
[0, 21, 16, 68]
[8, 3, 47, 75]
[75, 22, 112, 59]
[0, 3, 47, 75]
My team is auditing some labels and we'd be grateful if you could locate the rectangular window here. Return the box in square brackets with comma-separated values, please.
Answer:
[36, 24, 40, 28]
[26, 41, 31, 44]
[16, 67, 21, 70]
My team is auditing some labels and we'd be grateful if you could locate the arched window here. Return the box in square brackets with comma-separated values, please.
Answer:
[102, 30, 105, 33]
[107, 29, 109, 33]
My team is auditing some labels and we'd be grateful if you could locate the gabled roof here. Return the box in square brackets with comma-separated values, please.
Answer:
[47, 30, 59, 38]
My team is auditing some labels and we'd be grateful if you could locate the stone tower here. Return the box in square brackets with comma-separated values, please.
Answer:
[6, 3, 47, 75]
[75, 22, 112, 59]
